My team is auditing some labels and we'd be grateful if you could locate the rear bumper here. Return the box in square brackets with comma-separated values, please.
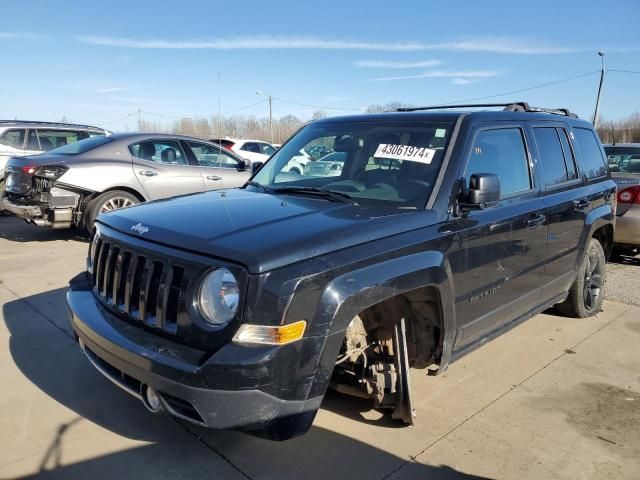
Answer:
[1, 198, 44, 219]
[615, 205, 640, 246]
[67, 274, 323, 431]
[1, 197, 74, 227]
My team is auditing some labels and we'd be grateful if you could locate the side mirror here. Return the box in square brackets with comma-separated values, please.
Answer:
[468, 173, 500, 205]
[461, 173, 500, 210]
[251, 161, 264, 174]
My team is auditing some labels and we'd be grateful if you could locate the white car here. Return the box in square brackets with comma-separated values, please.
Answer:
[282, 149, 312, 174]
[209, 138, 277, 165]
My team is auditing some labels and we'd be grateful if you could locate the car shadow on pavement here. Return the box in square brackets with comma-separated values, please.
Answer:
[0, 216, 88, 243]
[608, 250, 640, 266]
[3, 288, 494, 480]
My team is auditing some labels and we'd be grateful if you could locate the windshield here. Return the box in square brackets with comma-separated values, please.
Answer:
[250, 120, 454, 208]
[47, 135, 113, 156]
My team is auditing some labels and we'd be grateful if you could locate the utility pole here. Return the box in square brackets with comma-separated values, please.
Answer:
[592, 51, 605, 128]
[137, 108, 141, 131]
[256, 91, 274, 143]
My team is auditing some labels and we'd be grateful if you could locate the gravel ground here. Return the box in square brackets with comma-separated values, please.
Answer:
[606, 251, 640, 306]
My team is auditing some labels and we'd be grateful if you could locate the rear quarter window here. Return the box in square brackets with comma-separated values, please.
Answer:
[573, 128, 607, 179]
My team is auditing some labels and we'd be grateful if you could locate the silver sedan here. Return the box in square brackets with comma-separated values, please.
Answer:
[2, 133, 252, 230]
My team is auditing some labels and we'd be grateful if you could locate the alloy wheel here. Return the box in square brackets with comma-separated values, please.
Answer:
[583, 249, 603, 310]
[99, 197, 135, 213]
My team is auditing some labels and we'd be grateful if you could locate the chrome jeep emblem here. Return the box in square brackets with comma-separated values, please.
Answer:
[130, 223, 149, 235]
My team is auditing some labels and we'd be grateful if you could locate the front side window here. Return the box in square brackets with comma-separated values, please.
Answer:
[129, 140, 187, 165]
[464, 128, 531, 197]
[251, 120, 454, 208]
[534, 127, 578, 188]
[573, 128, 607, 179]
[188, 141, 240, 168]
[0, 129, 26, 149]
[260, 143, 276, 156]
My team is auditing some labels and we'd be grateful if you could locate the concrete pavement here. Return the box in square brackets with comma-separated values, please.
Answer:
[1, 215, 638, 480]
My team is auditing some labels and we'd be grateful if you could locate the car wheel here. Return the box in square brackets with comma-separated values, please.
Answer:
[556, 238, 606, 318]
[86, 190, 139, 232]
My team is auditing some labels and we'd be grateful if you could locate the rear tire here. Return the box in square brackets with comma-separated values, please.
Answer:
[556, 238, 606, 318]
[85, 190, 139, 232]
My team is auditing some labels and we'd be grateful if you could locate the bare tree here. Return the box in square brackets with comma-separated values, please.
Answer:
[597, 112, 640, 143]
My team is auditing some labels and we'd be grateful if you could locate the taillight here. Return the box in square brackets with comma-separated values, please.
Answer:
[224, 144, 234, 151]
[617, 185, 640, 204]
[22, 165, 38, 174]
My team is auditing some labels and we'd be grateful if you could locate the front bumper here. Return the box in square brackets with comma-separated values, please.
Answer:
[615, 204, 640, 247]
[67, 274, 323, 430]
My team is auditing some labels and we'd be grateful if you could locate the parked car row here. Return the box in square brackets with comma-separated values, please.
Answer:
[2, 132, 252, 230]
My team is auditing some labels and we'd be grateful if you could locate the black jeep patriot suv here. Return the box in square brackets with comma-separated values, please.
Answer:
[67, 102, 616, 440]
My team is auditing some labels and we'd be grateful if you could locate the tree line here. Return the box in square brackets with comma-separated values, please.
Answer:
[139, 104, 640, 145]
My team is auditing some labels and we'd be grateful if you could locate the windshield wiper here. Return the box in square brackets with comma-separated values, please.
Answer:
[244, 180, 269, 192]
[271, 186, 353, 204]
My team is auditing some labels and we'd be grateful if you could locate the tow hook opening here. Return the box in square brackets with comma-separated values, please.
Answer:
[141, 384, 162, 413]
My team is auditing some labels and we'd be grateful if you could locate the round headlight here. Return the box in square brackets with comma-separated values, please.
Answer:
[198, 268, 240, 326]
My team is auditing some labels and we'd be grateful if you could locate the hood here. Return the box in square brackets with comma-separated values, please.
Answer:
[98, 188, 441, 273]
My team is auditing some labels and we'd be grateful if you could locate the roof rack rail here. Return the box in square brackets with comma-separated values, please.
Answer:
[0, 119, 105, 130]
[396, 102, 578, 118]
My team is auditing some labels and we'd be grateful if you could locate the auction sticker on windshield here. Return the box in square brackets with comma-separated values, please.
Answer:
[374, 144, 436, 164]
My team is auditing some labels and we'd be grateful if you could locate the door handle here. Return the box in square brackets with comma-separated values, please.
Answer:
[526, 214, 546, 228]
[206, 175, 222, 181]
[573, 199, 590, 210]
[138, 170, 158, 177]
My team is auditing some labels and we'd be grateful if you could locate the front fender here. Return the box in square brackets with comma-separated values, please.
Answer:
[307, 250, 456, 398]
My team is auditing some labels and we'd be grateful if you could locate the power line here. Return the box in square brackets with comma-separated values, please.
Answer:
[95, 111, 138, 126]
[443, 70, 600, 105]
[608, 69, 640, 74]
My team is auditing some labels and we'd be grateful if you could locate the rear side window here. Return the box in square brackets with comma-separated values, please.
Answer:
[36, 130, 86, 150]
[534, 127, 579, 188]
[465, 128, 531, 197]
[241, 142, 261, 154]
[0, 129, 26, 149]
[573, 128, 607, 179]
[130, 140, 188, 165]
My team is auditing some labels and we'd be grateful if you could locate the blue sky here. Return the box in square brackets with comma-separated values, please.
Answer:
[1, 0, 639, 131]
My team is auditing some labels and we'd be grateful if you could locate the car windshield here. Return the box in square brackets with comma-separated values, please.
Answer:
[605, 147, 640, 174]
[250, 120, 454, 208]
[47, 135, 112, 156]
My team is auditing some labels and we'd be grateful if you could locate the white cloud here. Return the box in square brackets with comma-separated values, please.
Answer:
[75, 34, 582, 54]
[452, 78, 477, 85]
[0, 32, 50, 40]
[355, 59, 442, 69]
[372, 70, 500, 81]
[97, 87, 125, 93]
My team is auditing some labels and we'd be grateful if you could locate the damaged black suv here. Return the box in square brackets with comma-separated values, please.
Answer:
[67, 103, 616, 440]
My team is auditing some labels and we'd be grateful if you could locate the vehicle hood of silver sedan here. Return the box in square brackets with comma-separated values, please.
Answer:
[98, 188, 441, 273]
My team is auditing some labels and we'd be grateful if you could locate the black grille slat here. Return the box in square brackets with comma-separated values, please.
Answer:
[156, 264, 173, 330]
[123, 254, 138, 314]
[102, 245, 118, 301]
[95, 241, 109, 293]
[138, 260, 154, 322]
[112, 250, 125, 306]
[90, 232, 189, 336]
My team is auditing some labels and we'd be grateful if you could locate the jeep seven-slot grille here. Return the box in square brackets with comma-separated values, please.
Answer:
[91, 234, 185, 335]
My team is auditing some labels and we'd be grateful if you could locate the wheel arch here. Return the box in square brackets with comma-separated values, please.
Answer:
[306, 251, 457, 398]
